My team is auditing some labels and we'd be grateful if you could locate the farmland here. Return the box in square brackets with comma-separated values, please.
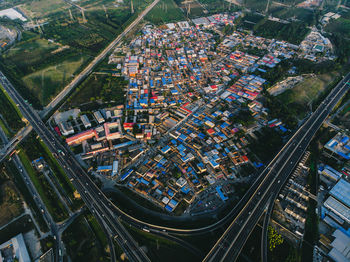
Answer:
[20, 0, 70, 18]
[22, 54, 88, 105]
[0, 0, 153, 108]
[146, 0, 186, 24]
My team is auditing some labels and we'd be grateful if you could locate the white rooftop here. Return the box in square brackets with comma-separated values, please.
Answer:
[0, 8, 27, 21]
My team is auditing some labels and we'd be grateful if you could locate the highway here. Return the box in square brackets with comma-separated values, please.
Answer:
[0, 117, 63, 262]
[0, 71, 150, 262]
[43, 0, 160, 114]
[203, 73, 350, 262]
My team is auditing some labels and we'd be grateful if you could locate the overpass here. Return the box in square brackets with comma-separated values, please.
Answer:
[203, 73, 350, 262]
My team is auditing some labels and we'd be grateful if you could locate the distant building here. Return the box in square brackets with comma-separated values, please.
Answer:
[0, 233, 30, 262]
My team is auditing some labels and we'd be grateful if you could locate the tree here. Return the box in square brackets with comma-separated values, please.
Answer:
[268, 226, 284, 251]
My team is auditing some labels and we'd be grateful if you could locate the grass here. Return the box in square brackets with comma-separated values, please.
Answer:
[0, 84, 25, 136]
[0, 214, 34, 243]
[62, 211, 110, 262]
[326, 17, 350, 39]
[0, 119, 12, 138]
[0, 182, 24, 227]
[37, 139, 83, 210]
[64, 74, 126, 111]
[21, 0, 70, 19]
[22, 54, 88, 105]
[277, 72, 339, 118]
[3, 38, 61, 73]
[17, 149, 69, 222]
[1, 160, 49, 232]
[145, 0, 186, 24]
[1, 0, 153, 108]
[20, 134, 83, 211]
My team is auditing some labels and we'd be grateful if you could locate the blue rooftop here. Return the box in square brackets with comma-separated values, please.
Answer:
[216, 186, 228, 201]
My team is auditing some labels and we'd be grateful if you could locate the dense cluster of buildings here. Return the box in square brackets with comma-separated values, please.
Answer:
[56, 12, 334, 214]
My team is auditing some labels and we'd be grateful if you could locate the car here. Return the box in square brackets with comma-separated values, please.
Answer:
[277, 180, 280, 183]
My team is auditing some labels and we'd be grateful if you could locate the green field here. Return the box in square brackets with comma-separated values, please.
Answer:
[1, 0, 153, 108]
[21, 0, 70, 18]
[3, 38, 62, 74]
[237, 15, 310, 44]
[277, 73, 339, 117]
[64, 74, 126, 111]
[146, 0, 186, 24]
[1, 36, 85, 108]
[22, 54, 88, 105]
[20, 134, 83, 211]
[18, 149, 69, 222]
[0, 85, 25, 136]
[197, 0, 235, 14]
[1, 161, 49, 232]
[62, 212, 109, 262]
[0, 181, 23, 227]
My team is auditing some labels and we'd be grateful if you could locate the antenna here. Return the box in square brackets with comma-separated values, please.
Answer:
[131, 0, 134, 14]
[320, 0, 324, 10]
[36, 19, 43, 34]
[336, 0, 342, 10]
[81, 9, 87, 23]
[265, 0, 271, 14]
[69, 9, 74, 21]
[187, 3, 191, 16]
[103, 5, 108, 18]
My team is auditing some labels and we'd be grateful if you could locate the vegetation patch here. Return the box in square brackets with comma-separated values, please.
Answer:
[0, 160, 48, 232]
[0, 85, 25, 136]
[22, 54, 88, 105]
[146, 0, 186, 24]
[0, 181, 24, 228]
[277, 72, 339, 118]
[62, 212, 109, 262]
[64, 74, 127, 111]
[18, 147, 69, 223]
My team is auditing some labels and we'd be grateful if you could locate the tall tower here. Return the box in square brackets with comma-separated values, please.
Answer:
[81, 9, 87, 23]
[336, 0, 342, 10]
[265, 0, 271, 14]
[103, 5, 108, 18]
[68, 9, 74, 21]
[131, 0, 134, 14]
